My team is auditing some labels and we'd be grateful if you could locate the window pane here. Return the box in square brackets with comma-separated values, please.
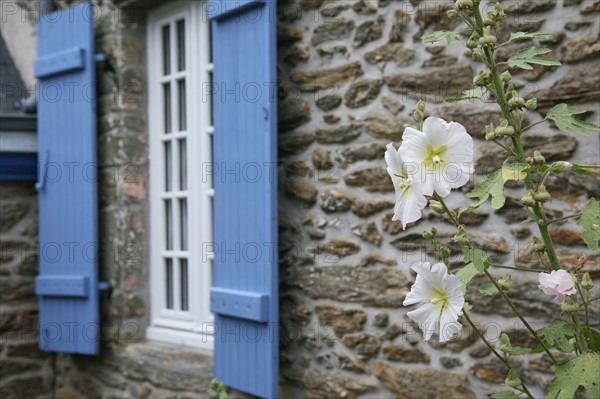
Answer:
[164, 141, 172, 191]
[179, 139, 187, 190]
[179, 198, 188, 250]
[165, 199, 173, 250]
[163, 83, 172, 133]
[208, 71, 214, 126]
[208, 21, 213, 63]
[162, 25, 170, 75]
[178, 79, 187, 131]
[177, 19, 186, 71]
[166, 258, 173, 309]
[209, 134, 214, 189]
[180, 258, 189, 311]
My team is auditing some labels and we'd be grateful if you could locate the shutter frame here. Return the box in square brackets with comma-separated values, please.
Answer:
[34, 1, 100, 355]
[209, 1, 278, 397]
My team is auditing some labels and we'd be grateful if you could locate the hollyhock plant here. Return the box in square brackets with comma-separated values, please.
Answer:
[399, 117, 474, 198]
[384, 143, 428, 230]
[539, 269, 577, 305]
[403, 262, 465, 342]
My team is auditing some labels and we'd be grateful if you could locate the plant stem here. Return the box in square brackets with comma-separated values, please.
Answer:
[520, 119, 546, 133]
[434, 193, 461, 227]
[463, 309, 535, 399]
[472, 4, 561, 271]
[547, 213, 582, 225]
[490, 263, 546, 273]
[483, 269, 557, 364]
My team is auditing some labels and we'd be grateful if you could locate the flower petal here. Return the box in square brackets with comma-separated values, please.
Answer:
[392, 185, 427, 229]
[443, 122, 474, 189]
[385, 143, 403, 177]
[439, 306, 463, 343]
[407, 302, 441, 342]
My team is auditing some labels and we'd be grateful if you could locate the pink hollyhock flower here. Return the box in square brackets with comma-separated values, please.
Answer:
[538, 270, 577, 305]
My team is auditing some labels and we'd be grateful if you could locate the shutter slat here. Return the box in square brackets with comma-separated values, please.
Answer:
[35, 1, 99, 355]
[209, 1, 278, 397]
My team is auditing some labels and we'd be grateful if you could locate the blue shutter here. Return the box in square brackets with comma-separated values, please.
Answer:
[208, 1, 278, 397]
[34, 1, 100, 355]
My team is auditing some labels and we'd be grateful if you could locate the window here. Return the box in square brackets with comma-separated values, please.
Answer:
[147, 1, 214, 349]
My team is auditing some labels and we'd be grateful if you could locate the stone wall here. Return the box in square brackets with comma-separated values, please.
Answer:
[0, 181, 53, 398]
[0, 0, 598, 398]
[277, 0, 600, 398]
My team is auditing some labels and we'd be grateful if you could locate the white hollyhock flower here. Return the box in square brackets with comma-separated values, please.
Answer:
[539, 270, 577, 305]
[385, 143, 428, 230]
[399, 117, 474, 198]
[403, 262, 465, 342]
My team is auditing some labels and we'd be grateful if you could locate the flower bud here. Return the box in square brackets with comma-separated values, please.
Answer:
[505, 370, 522, 389]
[467, 37, 479, 49]
[472, 49, 484, 62]
[554, 161, 573, 172]
[532, 151, 545, 165]
[483, 18, 495, 26]
[526, 98, 537, 111]
[495, 2, 505, 19]
[431, 226, 437, 235]
[500, 333, 511, 352]
[581, 272, 593, 290]
[534, 185, 551, 203]
[473, 70, 490, 86]
[429, 200, 445, 214]
[447, 9, 459, 19]
[413, 110, 424, 123]
[479, 34, 497, 46]
[422, 228, 437, 240]
[508, 95, 525, 111]
[495, 125, 515, 136]
[416, 100, 426, 113]
[561, 299, 579, 313]
[501, 71, 512, 83]
[453, 226, 469, 247]
[520, 193, 535, 207]
[498, 274, 512, 291]
[439, 246, 451, 260]
[532, 240, 546, 253]
[484, 124, 496, 140]
[456, 0, 473, 9]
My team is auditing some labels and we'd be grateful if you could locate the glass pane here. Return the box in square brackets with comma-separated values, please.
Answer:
[179, 139, 187, 190]
[180, 258, 189, 311]
[208, 71, 214, 126]
[208, 22, 213, 63]
[165, 199, 173, 250]
[209, 134, 214, 188]
[163, 83, 172, 134]
[162, 25, 170, 75]
[178, 79, 187, 131]
[179, 198, 188, 250]
[166, 258, 173, 309]
[164, 141, 172, 191]
[177, 19, 186, 71]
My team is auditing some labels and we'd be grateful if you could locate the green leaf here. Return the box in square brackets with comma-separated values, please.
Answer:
[537, 320, 576, 353]
[465, 170, 506, 210]
[577, 198, 600, 251]
[506, 46, 561, 70]
[463, 302, 473, 312]
[507, 346, 542, 356]
[581, 326, 600, 352]
[491, 391, 518, 399]
[501, 163, 529, 181]
[479, 283, 499, 296]
[546, 352, 600, 399]
[422, 30, 460, 46]
[507, 32, 553, 43]
[546, 103, 600, 136]
[456, 249, 490, 292]
[445, 87, 486, 103]
[455, 263, 481, 293]
[464, 248, 490, 272]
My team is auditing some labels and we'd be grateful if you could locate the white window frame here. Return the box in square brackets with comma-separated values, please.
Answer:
[147, 0, 214, 350]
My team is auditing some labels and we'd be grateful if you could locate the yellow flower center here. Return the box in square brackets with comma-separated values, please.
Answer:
[431, 287, 448, 310]
[425, 145, 448, 167]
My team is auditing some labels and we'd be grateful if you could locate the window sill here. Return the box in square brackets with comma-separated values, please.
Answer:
[146, 325, 214, 351]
